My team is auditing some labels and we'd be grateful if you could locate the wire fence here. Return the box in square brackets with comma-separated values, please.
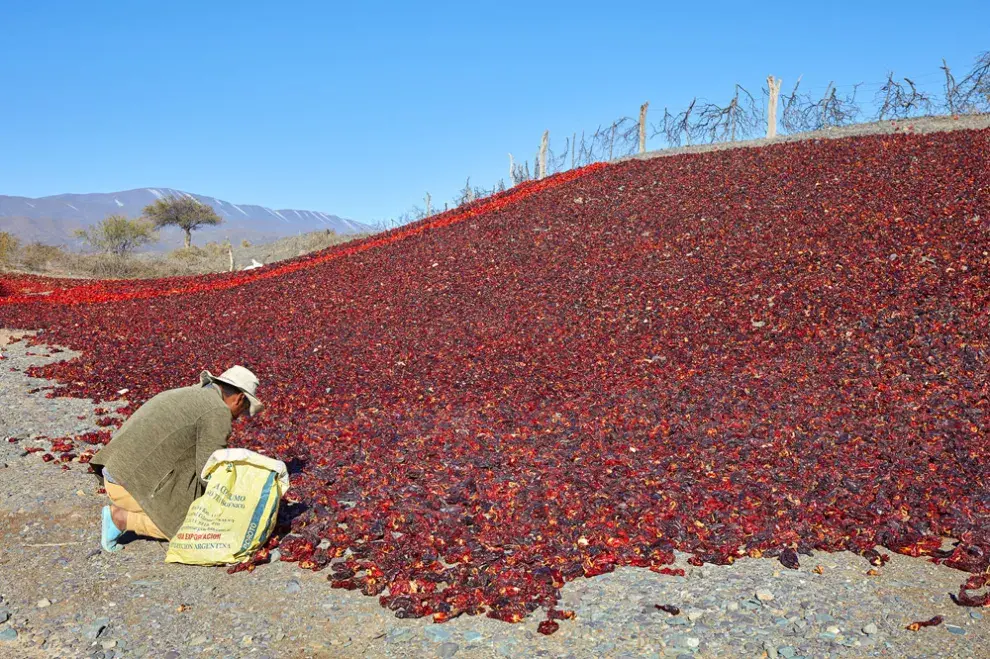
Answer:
[377, 51, 989, 230]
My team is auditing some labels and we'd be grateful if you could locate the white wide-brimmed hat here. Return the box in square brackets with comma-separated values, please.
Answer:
[199, 365, 265, 416]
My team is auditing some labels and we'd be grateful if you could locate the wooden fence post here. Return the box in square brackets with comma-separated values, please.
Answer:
[538, 131, 549, 179]
[639, 102, 649, 153]
[821, 82, 834, 128]
[766, 76, 781, 139]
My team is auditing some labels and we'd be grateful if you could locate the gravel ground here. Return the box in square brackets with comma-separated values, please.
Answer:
[1, 335, 988, 658]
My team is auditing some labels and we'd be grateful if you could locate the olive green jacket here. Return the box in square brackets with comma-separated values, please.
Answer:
[91, 385, 232, 538]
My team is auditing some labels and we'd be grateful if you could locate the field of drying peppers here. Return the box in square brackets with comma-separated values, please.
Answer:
[1, 128, 988, 632]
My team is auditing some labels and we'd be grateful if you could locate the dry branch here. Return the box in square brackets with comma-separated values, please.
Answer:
[876, 73, 933, 120]
[694, 85, 761, 143]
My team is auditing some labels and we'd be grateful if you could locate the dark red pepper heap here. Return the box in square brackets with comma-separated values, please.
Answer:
[2, 129, 988, 631]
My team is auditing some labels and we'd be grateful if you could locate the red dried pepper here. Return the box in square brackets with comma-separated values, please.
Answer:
[779, 549, 800, 570]
[905, 615, 943, 631]
[952, 574, 990, 607]
[2, 129, 988, 630]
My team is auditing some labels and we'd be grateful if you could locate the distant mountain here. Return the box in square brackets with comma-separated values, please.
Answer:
[0, 188, 373, 250]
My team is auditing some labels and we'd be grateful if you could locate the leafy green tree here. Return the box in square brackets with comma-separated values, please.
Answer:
[143, 194, 222, 248]
[75, 215, 158, 257]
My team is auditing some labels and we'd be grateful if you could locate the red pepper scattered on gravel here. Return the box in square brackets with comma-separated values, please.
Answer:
[905, 615, 943, 631]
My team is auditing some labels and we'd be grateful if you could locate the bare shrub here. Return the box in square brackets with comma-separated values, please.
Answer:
[21, 243, 66, 272]
[457, 178, 476, 206]
[0, 232, 19, 270]
[203, 240, 231, 259]
[300, 229, 345, 253]
[875, 74, 934, 120]
[86, 254, 151, 278]
[781, 79, 861, 133]
[451, 178, 507, 209]
[596, 119, 639, 161]
[170, 245, 210, 262]
[652, 99, 697, 148]
[694, 85, 762, 143]
[546, 135, 571, 175]
[165, 245, 227, 275]
[941, 53, 990, 114]
[511, 160, 532, 185]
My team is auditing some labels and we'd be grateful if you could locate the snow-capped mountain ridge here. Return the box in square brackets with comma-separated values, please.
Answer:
[0, 188, 372, 249]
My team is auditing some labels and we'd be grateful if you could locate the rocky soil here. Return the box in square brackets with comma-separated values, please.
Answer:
[1, 333, 987, 659]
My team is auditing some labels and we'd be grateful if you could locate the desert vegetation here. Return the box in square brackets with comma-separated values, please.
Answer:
[73, 215, 159, 277]
[0, 226, 366, 279]
[0, 231, 19, 269]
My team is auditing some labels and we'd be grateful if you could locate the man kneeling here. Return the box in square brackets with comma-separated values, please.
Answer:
[90, 366, 264, 551]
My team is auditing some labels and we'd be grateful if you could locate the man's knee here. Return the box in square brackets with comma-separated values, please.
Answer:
[110, 505, 128, 532]
[105, 482, 142, 513]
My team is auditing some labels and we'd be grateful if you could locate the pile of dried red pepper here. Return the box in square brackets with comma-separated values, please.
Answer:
[2, 129, 988, 629]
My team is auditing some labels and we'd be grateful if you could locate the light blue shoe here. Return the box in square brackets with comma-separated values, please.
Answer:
[101, 505, 123, 552]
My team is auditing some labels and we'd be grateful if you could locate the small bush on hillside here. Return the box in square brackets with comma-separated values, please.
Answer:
[167, 245, 228, 274]
[0, 232, 19, 269]
[203, 240, 232, 258]
[21, 242, 66, 272]
[74, 215, 158, 257]
[86, 254, 146, 278]
[302, 230, 344, 253]
[170, 245, 209, 261]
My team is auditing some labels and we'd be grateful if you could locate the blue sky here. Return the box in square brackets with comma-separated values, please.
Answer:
[1, 1, 987, 225]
